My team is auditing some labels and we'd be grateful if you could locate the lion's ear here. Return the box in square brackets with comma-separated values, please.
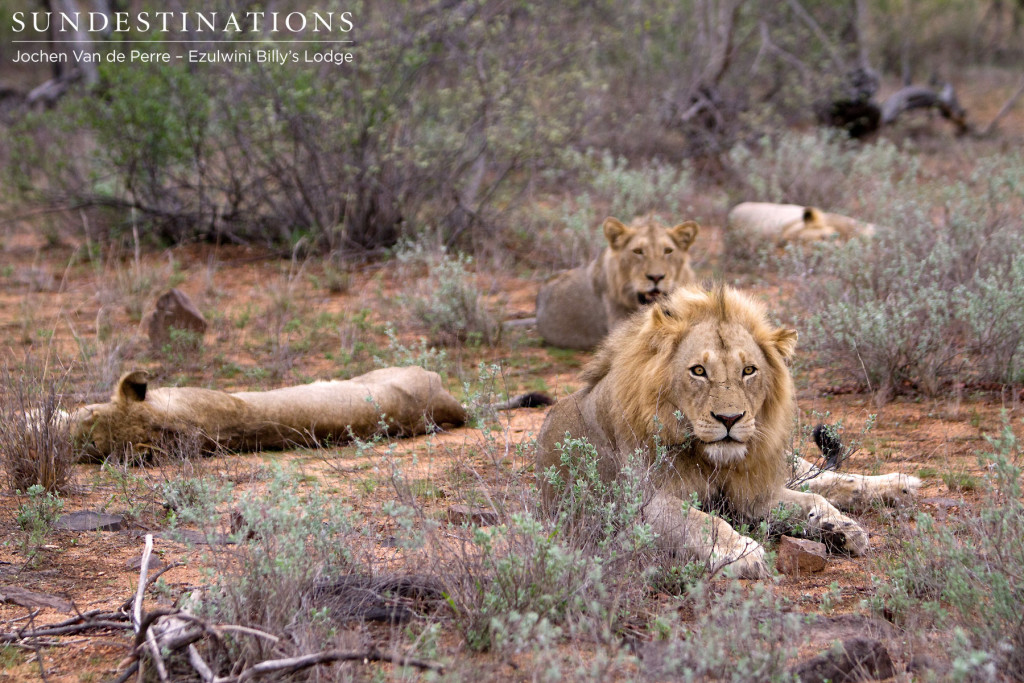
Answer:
[803, 207, 824, 225]
[770, 328, 799, 360]
[114, 371, 149, 404]
[669, 221, 699, 250]
[603, 217, 633, 250]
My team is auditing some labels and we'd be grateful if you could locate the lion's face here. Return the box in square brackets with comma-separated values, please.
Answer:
[671, 319, 775, 466]
[71, 372, 158, 457]
[602, 216, 699, 310]
[585, 285, 798, 474]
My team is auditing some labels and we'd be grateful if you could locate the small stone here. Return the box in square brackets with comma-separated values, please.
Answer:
[447, 504, 499, 526]
[791, 637, 896, 683]
[777, 535, 828, 574]
[145, 288, 207, 352]
[54, 511, 125, 532]
[907, 653, 947, 676]
[0, 586, 72, 613]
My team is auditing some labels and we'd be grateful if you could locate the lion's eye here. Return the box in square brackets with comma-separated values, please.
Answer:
[632, 248, 644, 255]
[690, 365, 706, 377]
[664, 247, 674, 255]
[743, 365, 757, 376]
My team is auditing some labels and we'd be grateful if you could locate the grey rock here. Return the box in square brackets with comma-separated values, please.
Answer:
[447, 504, 499, 526]
[791, 637, 896, 683]
[55, 511, 125, 532]
[146, 288, 207, 351]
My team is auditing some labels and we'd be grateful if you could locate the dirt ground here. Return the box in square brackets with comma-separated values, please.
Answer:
[2, 66, 1024, 679]
[0, 213, 1019, 682]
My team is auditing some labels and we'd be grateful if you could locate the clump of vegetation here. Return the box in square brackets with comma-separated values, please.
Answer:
[405, 250, 498, 347]
[539, 151, 704, 270]
[174, 469, 361, 673]
[871, 415, 1024, 680]
[0, 365, 76, 493]
[782, 148, 1024, 400]
[443, 435, 665, 654]
[642, 581, 803, 682]
[16, 484, 65, 560]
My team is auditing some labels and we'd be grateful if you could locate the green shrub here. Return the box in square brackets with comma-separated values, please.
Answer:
[177, 469, 359, 672]
[643, 580, 802, 682]
[871, 414, 1024, 680]
[449, 435, 662, 653]
[7, 1, 587, 253]
[405, 250, 498, 346]
[785, 153, 1024, 398]
[16, 484, 64, 559]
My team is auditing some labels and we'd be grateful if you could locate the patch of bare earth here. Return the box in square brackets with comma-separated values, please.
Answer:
[0, 226, 1020, 680]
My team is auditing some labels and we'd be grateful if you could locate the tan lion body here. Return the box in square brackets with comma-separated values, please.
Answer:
[727, 202, 876, 245]
[536, 215, 699, 350]
[536, 285, 918, 578]
[71, 366, 469, 458]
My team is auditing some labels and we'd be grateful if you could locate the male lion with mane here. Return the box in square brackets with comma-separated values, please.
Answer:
[536, 215, 699, 350]
[536, 284, 919, 578]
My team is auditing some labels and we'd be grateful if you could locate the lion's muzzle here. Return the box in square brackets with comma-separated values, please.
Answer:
[638, 289, 664, 305]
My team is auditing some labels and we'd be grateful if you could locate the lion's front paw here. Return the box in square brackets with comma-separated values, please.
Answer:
[809, 508, 870, 556]
[710, 536, 770, 579]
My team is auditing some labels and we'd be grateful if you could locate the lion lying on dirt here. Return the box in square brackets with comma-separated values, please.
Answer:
[70, 366, 548, 458]
[536, 284, 919, 578]
[536, 215, 700, 350]
[727, 202, 876, 245]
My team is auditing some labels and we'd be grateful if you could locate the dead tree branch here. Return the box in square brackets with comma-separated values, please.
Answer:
[980, 74, 1024, 136]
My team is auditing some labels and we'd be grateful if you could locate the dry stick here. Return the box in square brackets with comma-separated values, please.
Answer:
[132, 534, 169, 682]
[229, 648, 446, 682]
[118, 562, 186, 613]
[188, 644, 215, 683]
[1, 621, 131, 644]
[980, 75, 1024, 137]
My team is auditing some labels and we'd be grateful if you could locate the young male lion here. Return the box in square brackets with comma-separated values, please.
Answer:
[535, 215, 699, 350]
[536, 284, 919, 578]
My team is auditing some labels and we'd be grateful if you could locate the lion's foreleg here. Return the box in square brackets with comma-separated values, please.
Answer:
[790, 457, 921, 509]
[773, 487, 870, 556]
[646, 491, 770, 578]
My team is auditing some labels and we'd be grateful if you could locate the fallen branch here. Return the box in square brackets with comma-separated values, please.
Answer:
[0, 619, 131, 644]
[230, 648, 446, 681]
[980, 75, 1024, 137]
[880, 84, 969, 133]
[118, 561, 185, 613]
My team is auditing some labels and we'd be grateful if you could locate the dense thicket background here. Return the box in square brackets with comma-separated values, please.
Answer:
[3, 0, 1022, 255]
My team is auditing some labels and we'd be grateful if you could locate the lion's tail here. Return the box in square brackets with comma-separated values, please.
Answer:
[812, 423, 845, 470]
[488, 392, 555, 411]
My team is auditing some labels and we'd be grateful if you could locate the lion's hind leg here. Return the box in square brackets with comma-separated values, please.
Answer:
[790, 457, 921, 510]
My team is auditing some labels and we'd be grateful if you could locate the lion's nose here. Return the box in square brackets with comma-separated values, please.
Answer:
[647, 273, 665, 285]
[711, 411, 744, 431]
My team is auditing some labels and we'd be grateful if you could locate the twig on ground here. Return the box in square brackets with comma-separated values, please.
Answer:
[118, 561, 186, 613]
[228, 648, 446, 682]
[980, 75, 1024, 136]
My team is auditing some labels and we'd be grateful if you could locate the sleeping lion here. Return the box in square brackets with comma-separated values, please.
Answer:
[69, 366, 549, 458]
[536, 284, 919, 578]
[727, 202, 876, 245]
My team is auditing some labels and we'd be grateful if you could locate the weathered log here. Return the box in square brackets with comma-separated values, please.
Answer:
[880, 84, 969, 133]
